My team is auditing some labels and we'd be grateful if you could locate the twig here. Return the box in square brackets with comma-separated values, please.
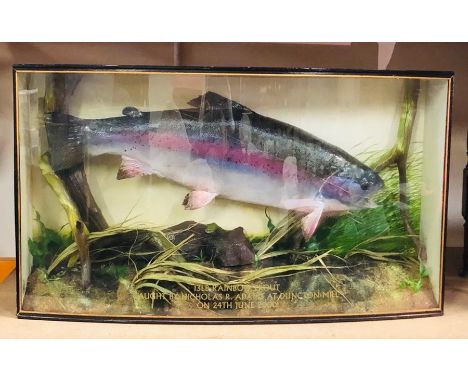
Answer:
[370, 79, 424, 258]
[75, 221, 91, 289]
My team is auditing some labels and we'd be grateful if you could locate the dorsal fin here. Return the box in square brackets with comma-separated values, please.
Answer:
[188, 92, 252, 114]
[122, 106, 143, 118]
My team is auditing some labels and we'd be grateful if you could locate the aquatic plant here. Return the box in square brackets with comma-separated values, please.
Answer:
[130, 233, 234, 301]
[28, 211, 73, 269]
[400, 263, 429, 292]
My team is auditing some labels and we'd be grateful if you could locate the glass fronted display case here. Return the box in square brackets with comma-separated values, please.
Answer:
[14, 66, 453, 323]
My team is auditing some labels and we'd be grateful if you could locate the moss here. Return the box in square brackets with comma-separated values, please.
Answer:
[28, 212, 73, 269]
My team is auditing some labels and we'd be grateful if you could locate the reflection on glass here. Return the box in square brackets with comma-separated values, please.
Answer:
[16, 70, 450, 320]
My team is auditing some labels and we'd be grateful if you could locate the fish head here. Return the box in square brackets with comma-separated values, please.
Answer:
[320, 165, 384, 208]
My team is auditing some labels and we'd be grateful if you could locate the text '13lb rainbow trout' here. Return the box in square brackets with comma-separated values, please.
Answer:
[45, 91, 384, 239]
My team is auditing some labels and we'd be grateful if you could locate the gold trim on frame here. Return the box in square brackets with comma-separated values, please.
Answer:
[15, 69, 452, 81]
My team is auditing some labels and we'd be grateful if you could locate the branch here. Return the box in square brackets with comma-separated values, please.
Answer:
[43, 73, 107, 289]
[371, 79, 423, 257]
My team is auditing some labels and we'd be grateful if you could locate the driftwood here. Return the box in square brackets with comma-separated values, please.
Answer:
[55, 164, 108, 232]
[44, 74, 108, 289]
[44, 74, 108, 231]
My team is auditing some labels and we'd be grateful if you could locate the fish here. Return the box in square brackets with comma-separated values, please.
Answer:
[45, 91, 384, 239]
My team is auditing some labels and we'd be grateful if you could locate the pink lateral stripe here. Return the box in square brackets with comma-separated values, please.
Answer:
[116, 131, 311, 181]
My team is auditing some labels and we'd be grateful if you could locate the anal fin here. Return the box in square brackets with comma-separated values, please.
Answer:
[183, 190, 217, 210]
[117, 156, 153, 180]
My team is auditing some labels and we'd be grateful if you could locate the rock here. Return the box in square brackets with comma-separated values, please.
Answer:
[164, 221, 206, 257]
[84, 220, 255, 269]
[164, 221, 255, 267]
[205, 226, 255, 267]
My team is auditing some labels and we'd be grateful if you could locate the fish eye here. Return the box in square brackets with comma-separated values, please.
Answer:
[360, 182, 370, 191]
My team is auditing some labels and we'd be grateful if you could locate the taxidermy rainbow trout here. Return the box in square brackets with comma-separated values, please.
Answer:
[45, 91, 383, 239]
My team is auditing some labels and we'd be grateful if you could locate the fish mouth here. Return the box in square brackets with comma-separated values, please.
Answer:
[360, 178, 384, 208]
[356, 179, 384, 209]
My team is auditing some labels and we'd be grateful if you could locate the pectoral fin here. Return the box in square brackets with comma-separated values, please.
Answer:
[300, 203, 325, 240]
[117, 156, 153, 180]
[183, 191, 217, 210]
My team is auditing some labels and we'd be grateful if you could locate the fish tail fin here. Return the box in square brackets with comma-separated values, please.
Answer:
[45, 112, 85, 172]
